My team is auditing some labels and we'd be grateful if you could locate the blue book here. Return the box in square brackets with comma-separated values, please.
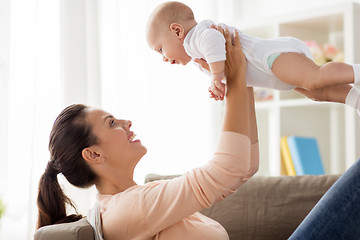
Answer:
[286, 136, 325, 175]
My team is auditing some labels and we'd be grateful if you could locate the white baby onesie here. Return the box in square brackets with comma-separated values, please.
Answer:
[183, 20, 313, 91]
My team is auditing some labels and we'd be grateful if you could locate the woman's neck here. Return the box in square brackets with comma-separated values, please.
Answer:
[96, 175, 137, 195]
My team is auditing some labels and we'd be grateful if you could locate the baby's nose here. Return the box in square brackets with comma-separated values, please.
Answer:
[163, 56, 169, 62]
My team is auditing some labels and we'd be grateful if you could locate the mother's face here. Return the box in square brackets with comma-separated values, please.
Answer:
[85, 108, 147, 170]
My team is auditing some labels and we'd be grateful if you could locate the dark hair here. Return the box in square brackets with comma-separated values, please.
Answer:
[37, 104, 98, 229]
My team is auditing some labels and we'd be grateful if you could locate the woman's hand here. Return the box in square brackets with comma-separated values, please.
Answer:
[201, 26, 247, 101]
[212, 26, 247, 94]
[223, 29, 246, 87]
[295, 84, 351, 104]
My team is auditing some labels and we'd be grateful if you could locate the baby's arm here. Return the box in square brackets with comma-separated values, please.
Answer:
[196, 26, 226, 100]
[209, 60, 226, 98]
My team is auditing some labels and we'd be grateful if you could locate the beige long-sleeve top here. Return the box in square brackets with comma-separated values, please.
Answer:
[98, 131, 259, 240]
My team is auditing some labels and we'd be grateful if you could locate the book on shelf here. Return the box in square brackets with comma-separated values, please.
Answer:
[280, 136, 296, 176]
[286, 136, 325, 175]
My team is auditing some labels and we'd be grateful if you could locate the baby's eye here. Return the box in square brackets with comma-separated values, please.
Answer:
[159, 48, 162, 53]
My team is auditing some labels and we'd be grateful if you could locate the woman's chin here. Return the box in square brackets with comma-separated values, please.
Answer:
[139, 146, 147, 156]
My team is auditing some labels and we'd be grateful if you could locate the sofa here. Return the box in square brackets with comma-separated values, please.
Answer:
[34, 174, 339, 240]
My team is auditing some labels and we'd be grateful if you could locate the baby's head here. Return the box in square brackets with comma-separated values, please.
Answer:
[146, 1, 197, 65]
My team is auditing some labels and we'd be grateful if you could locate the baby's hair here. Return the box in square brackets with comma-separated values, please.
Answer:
[156, 1, 195, 26]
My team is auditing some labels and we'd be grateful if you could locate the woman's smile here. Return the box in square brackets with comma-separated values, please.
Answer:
[128, 132, 138, 143]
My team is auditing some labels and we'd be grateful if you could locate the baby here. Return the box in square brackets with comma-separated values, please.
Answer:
[146, 1, 360, 113]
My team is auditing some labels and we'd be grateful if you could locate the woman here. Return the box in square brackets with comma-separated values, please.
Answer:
[37, 26, 360, 239]
[37, 28, 259, 240]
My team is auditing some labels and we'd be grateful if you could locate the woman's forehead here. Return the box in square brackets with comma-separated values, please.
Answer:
[86, 108, 112, 123]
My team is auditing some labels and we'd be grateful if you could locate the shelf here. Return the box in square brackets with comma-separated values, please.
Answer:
[240, 2, 352, 31]
[239, 2, 360, 176]
[255, 100, 275, 110]
[280, 98, 327, 108]
[256, 96, 335, 109]
[280, 14, 343, 33]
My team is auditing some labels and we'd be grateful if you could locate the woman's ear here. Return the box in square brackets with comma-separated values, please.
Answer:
[170, 23, 185, 39]
[82, 147, 104, 165]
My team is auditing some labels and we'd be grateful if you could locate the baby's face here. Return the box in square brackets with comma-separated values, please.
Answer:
[147, 25, 191, 66]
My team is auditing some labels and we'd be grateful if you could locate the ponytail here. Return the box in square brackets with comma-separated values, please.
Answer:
[36, 104, 98, 229]
[37, 161, 82, 229]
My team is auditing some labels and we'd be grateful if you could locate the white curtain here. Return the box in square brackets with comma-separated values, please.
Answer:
[0, 0, 63, 239]
[0, 0, 223, 238]
[97, 0, 220, 182]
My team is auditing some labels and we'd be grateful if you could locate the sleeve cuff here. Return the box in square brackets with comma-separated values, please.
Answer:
[216, 131, 251, 159]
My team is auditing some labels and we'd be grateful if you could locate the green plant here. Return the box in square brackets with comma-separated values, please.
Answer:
[0, 198, 5, 219]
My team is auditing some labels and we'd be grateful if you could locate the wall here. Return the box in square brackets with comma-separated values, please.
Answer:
[235, 0, 360, 22]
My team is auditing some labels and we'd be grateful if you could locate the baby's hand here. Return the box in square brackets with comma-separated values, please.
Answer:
[208, 87, 224, 101]
[195, 58, 224, 101]
[210, 72, 226, 100]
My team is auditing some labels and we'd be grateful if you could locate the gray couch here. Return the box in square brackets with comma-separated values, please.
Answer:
[34, 174, 339, 240]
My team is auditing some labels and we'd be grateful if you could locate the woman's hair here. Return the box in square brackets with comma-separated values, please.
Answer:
[37, 104, 98, 229]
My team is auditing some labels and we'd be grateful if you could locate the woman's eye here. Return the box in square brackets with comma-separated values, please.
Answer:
[159, 48, 162, 53]
[110, 119, 115, 127]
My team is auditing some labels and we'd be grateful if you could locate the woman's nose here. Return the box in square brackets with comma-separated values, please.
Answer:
[163, 56, 169, 62]
[123, 120, 132, 129]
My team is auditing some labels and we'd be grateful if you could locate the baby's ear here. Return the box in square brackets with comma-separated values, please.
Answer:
[170, 23, 185, 38]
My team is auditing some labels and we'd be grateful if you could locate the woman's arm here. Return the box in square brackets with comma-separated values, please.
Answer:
[246, 87, 259, 179]
[196, 30, 258, 178]
[247, 87, 258, 144]
[222, 26, 259, 177]
[222, 28, 249, 136]
[221, 28, 258, 178]
[138, 28, 257, 236]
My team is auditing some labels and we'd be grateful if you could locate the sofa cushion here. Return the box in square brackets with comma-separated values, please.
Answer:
[34, 218, 94, 240]
[146, 174, 339, 240]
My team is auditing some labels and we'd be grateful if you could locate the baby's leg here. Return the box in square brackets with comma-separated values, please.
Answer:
[272, 52, 359, 90]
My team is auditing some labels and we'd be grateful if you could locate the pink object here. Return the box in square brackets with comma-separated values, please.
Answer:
[305, 40, 326, 65]
[97, 131, 259, 240]
[323, 43, 339, 60]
